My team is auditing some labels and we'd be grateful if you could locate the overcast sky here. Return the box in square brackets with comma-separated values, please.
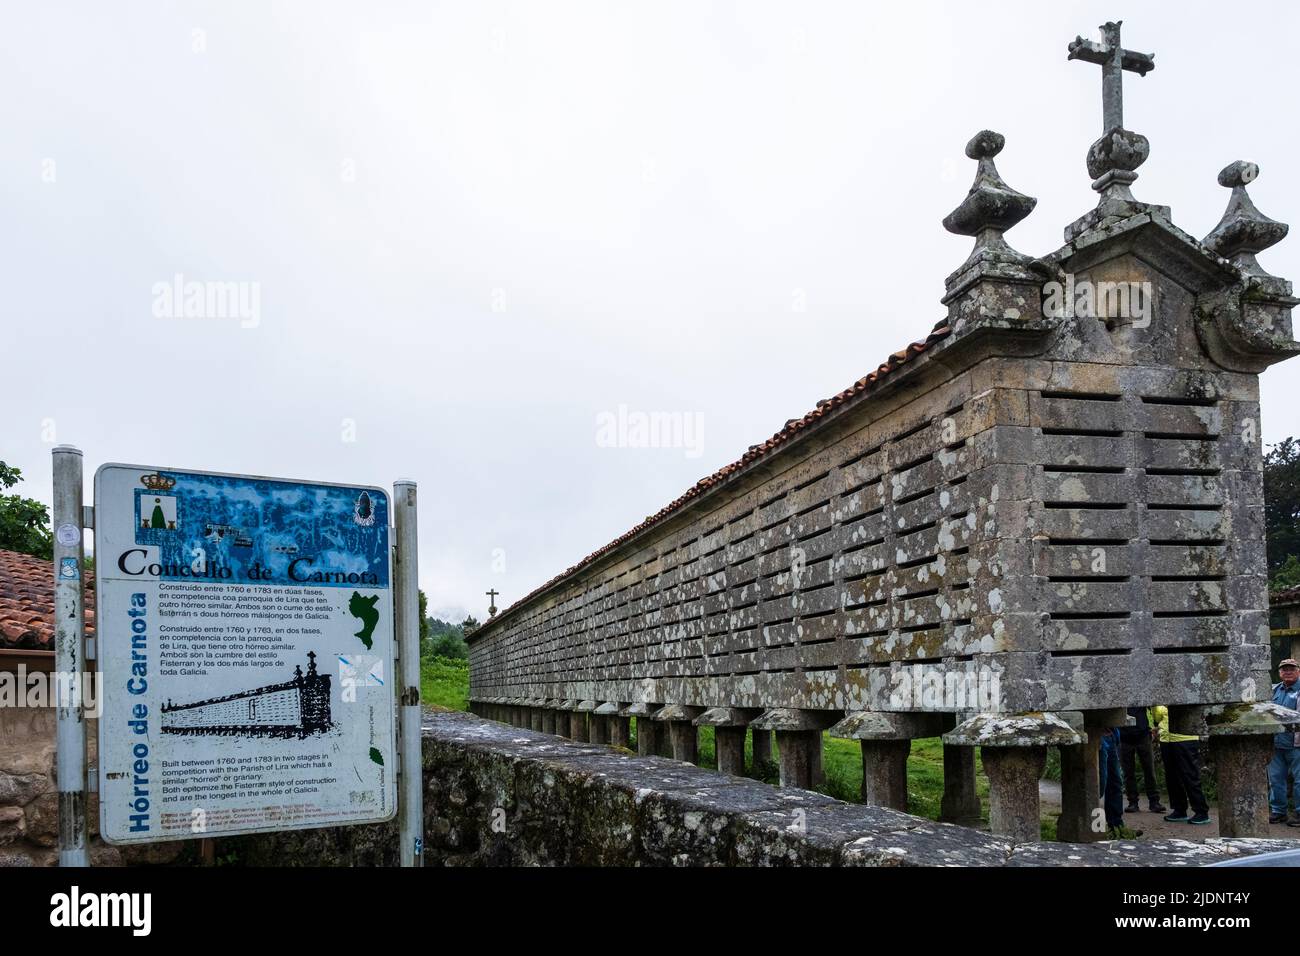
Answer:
[4, 1, 1299, 620]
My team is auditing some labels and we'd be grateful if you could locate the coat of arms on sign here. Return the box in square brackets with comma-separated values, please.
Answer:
[139, 474, 179, 530]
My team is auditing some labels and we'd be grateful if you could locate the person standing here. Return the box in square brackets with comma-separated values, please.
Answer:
[1097, 726, 1132, 836]
[1150, 705, 1211, 826]
[1269, 659, 1300, 825]
[1119, 706, 1165, 814]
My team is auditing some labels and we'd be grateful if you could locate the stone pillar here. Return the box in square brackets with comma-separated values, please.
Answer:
[651, 705, 703, 764]
[637, 719, 659, 756]
[1056, 736, 1102, 842]
[669, 722, 698, 763]
[775, 731, 817, 789]
[1205, 701, 1300, 838]
[829, 711, 940, 813]
[1056, 710, 1125, 843]
[860, 739, 911, 810]
[542, 705, 557, 736]
[650, 721, 671, 757]
[715, 728, 746, 775]
[592, 703, 621, 746]
[609, 715, 631, 749]
[530, 703, 545, 733]
[940, 740, 981, 825]
[751, 709, 835, 790]
[982, 746, 1047, 845]
[621, 704, 657, 756]
[694, 707, 759, 775]
[569, 710, 589, 742]
[945, 712, 1083, 845]
[810, 732, 825, 786]
[751, 728, 773, 771]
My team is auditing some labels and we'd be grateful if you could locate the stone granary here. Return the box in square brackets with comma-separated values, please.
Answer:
[468, 21, 1300, 844]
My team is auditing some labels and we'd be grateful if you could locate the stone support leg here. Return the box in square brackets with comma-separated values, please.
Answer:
[715, 727, 746, 775]
[981, 746, 1046, 845]
[940, 741, 981, 826]
[751, 728, 773, 771]
[860, 739, 911, 811]
[569, 711, 588, 742]
[669, 721, 698, 764]
[775, 730, 815, 790]
[609, 716, 631, 749]
[1211, 734, 1275, 838]
[1056, 734, 1102, 843]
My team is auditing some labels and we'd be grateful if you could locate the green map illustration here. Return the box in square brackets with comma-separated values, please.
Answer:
[349, 591, 380, 649]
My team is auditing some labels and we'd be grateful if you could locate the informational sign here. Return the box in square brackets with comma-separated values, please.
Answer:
[94, 465, 397, 844]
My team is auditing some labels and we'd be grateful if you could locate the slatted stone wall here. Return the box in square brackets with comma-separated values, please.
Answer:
[469, 346, 1270, 717]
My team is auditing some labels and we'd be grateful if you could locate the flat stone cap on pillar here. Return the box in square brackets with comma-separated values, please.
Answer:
[576, 700, 598, 712]
[750, 708, 836, 732]
[651, 704, 703, 722]
[943, 712, 1084, 747]
[1058, 709, 1135, 735]
[543, 699, 565, 709]
[559, 699, 578, 710]
[828, 711, 944, 740]
[693, 706, 759, 727]
[593, 702, 621, 716]
[619, 702, 656, 717]
[526, 698, 548, 707]
[1204, 701, 1300, 737]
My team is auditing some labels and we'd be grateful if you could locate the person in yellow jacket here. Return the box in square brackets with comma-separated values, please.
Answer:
[1149, 706, 1211, 825]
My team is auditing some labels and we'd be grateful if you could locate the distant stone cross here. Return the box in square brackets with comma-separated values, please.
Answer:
[486, 588, 499, 616]
[1067, 21, 1154, 132]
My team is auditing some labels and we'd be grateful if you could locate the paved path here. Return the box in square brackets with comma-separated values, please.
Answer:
[1038, 779, 1300, 841]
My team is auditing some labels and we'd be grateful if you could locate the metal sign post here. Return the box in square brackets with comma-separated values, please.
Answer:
[52, 445, 89, 867]
[393, 480, 423, 866]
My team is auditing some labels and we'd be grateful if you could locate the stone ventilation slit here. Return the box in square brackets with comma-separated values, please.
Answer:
[1039, 389, 1122, 402]
[1049, 611, 1131, 620]
[1040, 426, 1124, 437]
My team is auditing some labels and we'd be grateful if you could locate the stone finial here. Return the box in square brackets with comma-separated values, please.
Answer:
[1203, 161, 1290, 278]
[941, 131, 1038, 301]
[942, 131, 1037, 238]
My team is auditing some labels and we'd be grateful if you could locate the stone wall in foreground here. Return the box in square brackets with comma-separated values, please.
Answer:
[410, 712, 1287, 867]
[6, 710, 1294, 866]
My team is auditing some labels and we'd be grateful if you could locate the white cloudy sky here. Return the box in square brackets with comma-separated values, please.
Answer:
[4, 1, 1299, 619]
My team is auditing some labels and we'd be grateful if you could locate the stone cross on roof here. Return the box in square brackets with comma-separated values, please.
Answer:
[1067, 20, 1154, 133]
[1063, 21, 1160, 239]
[486, 588, 499, 617]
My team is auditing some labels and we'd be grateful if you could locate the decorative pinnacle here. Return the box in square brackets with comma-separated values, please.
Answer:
[942, 131, 1037, 282]
[1204, 161, 1289, 278]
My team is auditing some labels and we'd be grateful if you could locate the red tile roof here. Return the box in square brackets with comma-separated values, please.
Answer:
[472, 319, 953, 639]
[0, 548, 94, 652]
[1272, 585, 1300, 607]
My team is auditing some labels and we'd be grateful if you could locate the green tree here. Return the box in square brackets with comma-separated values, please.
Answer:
[1265, 438, 1300, 582]
[418, 589, 431, 644]
[0, 461, 52, 560]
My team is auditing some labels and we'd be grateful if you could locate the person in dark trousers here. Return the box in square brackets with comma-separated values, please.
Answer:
[1151, 705, 1211, 825]
[1268, 659, 1300, 825]
[1097, 726, 1132, 836]
[1119, 705, 1165, 813]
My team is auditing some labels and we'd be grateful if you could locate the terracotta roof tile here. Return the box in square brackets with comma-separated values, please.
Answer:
[476, 320, 953, 636]
[0, 548, 95, 651]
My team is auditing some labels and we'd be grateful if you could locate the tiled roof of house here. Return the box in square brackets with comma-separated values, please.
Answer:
[1271, 585, 1300, 607]
[473, 319, 954, 638]
[0, 548, 94, 651]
